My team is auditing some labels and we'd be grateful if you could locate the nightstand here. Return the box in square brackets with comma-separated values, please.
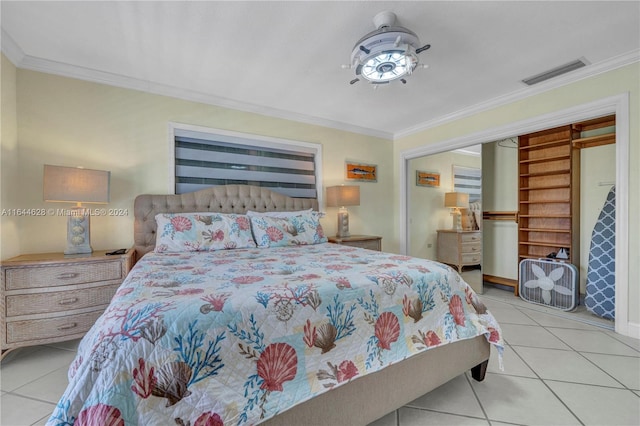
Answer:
[328, 235, 382, 251]
[436, 230, 481, 273]
[1, 249, 133, 359]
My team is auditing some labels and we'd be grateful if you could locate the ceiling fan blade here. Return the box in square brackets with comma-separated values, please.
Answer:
[416, 44, 431, 54]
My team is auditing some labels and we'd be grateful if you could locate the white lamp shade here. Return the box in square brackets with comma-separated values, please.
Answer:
[43, 165, 110, 204]
[326, 185, 360, 207]
[444, 192, 469, 209]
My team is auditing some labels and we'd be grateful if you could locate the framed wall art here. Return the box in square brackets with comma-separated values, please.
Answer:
[345, 161, 377, 182]
[416, 170, 440, 187]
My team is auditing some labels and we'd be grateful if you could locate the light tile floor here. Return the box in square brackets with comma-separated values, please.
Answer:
[368, 285, 640, 426]
[1, 287, 638, 426]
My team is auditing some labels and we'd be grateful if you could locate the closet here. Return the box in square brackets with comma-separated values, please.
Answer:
[517, 115, 615, 271]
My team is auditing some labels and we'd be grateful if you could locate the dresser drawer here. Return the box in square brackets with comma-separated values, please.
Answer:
[347, 239, 381, 251]
[6, 284, 119, 317]
[461, 243, 481, 254]
[461, 253, 482, 264]
[460, 233, 481, 243]
[329, 236, 382, 252]
[5, 261, 123, 290]
[5, 310, 103, 344]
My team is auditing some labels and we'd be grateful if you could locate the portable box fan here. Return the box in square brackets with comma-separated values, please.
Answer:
[519, 259, 579, 311]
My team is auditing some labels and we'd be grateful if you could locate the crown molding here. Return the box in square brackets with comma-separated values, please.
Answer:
[395, 49, 640, 140]
[1, 30, 24, 65]
[2, 29, 637, 143]
[1, 32, 393, 141]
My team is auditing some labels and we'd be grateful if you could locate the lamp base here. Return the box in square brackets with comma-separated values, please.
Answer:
[65, 208, 92, 255]
[336, 209, 350, 238]
[451, 210, 463, 232]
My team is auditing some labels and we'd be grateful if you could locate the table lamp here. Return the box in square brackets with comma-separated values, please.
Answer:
[444, 192, 469, 231]
[43, 165, 110, 254]
[326, 185, 360, 237]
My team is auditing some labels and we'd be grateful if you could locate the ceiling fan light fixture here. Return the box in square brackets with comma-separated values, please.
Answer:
[349, 11, 429, 85]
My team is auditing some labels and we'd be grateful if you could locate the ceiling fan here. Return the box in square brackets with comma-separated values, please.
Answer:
[347, 11, 431, 86]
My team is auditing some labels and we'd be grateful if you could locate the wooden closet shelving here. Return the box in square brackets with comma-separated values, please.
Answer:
[518, 125, 579, 264]
[517, 114, 615, 269]
[572, 115, 616, 149]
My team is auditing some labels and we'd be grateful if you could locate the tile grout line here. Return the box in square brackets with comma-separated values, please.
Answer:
[543, 327, 638, 392]
[463, 370, 493, 425]
[31, 412, 54, 426]
[534, 324, 638, 419]
[3, 390, 57, 407]
[501, 340, 586, 426]
[1, 362, 70, 396]
[481, 291, 614, 331]
[400, 404, 491, 424]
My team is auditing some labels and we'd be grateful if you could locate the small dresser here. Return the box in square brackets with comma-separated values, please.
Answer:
[328, 235, 382, 251]
[1, 249, 133, 359]
[436, 230, 482, 273]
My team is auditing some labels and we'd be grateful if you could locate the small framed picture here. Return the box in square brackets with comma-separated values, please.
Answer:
[346, 161, 377, 182]
[416, 170, 440, 187]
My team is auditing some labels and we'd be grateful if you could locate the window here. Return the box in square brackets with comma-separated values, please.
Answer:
[453, 165, 481, 202]
[170, 124, 322, 200]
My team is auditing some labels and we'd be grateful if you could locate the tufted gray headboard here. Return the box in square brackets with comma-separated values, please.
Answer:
[133, 185, 319, 258]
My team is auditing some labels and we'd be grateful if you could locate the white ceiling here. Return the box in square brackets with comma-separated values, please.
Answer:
[2, 1, 639, 140]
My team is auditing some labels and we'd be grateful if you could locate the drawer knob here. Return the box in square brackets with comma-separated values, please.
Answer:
[58, 297, 79, 305]
[57, 272, 79, 279]
[57, 322, 78, 331]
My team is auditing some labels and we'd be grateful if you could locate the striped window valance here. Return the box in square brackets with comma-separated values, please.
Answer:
[173, 127, 320, 199]
[453, 165, 481, 203]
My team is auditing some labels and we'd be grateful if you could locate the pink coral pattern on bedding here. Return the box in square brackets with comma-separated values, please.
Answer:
[47, 243, 503, 426]
[154, 213, 256, 252]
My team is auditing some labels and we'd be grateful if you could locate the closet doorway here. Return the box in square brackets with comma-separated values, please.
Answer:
[398, 93, 630, 336]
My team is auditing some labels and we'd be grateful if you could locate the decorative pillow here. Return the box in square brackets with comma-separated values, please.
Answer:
[154, 213, 256, 253]
[250, 212, 327, 248]
[246, 208, 313, 219]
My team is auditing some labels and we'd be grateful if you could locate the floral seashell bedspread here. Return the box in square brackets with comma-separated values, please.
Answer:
[47, 243, 503, 425]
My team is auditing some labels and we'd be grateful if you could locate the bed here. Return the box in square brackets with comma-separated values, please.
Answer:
[48, 185, 503, 426]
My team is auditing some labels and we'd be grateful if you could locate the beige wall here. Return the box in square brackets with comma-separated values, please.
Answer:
[394, 63, 639, 329]
[1, 55, 20, 259]
[580, 144, 616, 293]
[408, 151, 481, 259]
[3, 66, 393, 256]
[482, 141, 519, 281]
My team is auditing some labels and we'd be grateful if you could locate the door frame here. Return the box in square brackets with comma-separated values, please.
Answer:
[399, 93, 631, 337]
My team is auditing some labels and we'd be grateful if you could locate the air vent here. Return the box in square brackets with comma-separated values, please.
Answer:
[522, 58, 588, 86]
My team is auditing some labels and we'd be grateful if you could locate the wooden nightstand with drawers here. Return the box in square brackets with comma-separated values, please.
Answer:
[436, 230, 482, 273]
[328, 235, 382, 251]
[1, 249, 133, 359]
